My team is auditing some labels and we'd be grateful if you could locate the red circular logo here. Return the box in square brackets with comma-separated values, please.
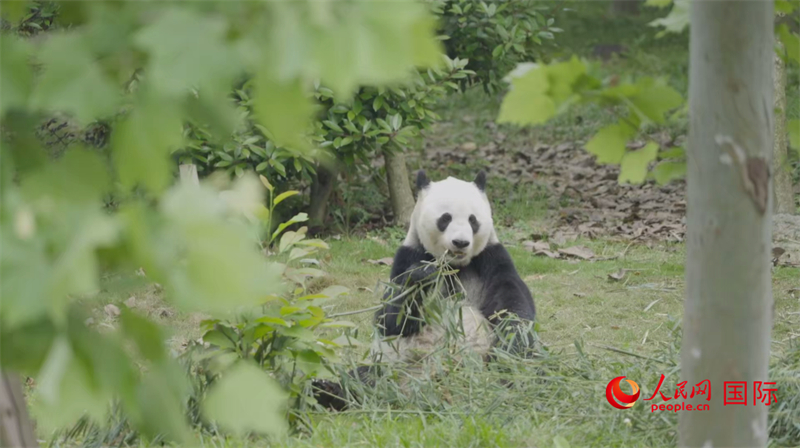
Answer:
[606, 376, 640, 409]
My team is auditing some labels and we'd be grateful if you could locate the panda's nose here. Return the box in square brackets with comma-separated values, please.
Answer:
[452, 239, 470, 249]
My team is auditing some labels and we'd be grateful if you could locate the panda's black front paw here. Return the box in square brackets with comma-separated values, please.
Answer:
[311, 379, 349, 412]
[407, 263, 438, 284]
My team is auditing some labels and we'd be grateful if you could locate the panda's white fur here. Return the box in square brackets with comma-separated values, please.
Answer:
[403, 176, 499, 267]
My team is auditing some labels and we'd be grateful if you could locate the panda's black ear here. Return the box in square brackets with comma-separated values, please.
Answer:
[416, 170, 430, 191]
[474, 170, 487, 192]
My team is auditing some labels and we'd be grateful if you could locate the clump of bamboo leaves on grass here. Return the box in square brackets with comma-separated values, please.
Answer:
[315, 251, 544, 412]
[192, 175, 358, 431]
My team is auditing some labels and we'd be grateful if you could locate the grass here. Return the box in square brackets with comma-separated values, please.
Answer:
[42, 3, 800, 447]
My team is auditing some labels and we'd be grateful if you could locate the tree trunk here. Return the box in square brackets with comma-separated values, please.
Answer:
[308, 164, 337, 233]
[680, 1, 774, 447]
[0, 372, 39, 448]
[383, 148, 415, 226]
[773, 40, 795, 214]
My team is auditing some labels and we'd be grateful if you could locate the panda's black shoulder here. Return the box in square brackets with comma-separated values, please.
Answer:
[467, 242, 519, 274]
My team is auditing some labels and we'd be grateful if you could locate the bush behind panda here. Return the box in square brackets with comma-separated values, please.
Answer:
[313, 170, 537, 410]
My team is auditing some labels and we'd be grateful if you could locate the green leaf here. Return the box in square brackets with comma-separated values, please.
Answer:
[271, 212, 309, 242]
[585, 122, 636, 164]
[553, 435, 572, 448]
[202, 362, 289, 437]
[0, 35, 33, 115]
[627, 78, 684, 124]
[156, 182, 286, 316]
[253, 74, 314, 152]
[497, 65, 556, 125]
[255, 316, 291, 327]
[202, 329, 236, 350]
[273, 190, 300, 207]
[279, 230, 306, 253]
[373, 95, 385, 111]
[651, 160, 687, 185]
[777, 24, 800, 64]
[788, 119, 799, 155]
[648, 0, 690, 36]
[120, 309, 166, 362]
[619, 142, 659, 184]
[29, 32, 118, 124]
[111, 93, 183, 193]
[133, 7, 241, 95]
[776, 0, 798, 14]
[644, 0, 674, 8]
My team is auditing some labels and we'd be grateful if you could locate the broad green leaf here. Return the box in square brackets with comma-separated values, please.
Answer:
[648, 0, 690, 37]
[651, 161, 687, 185]
[585, 122, 636, 164]
[30, 347, 111, 433]
[281, 325, 316, 341]
[297, 238, 330, 249]
[20, 148, 110, 205]
[777, 24, 800, 64]
[497, 66, 556, 125]
[318, 285, 349, 299]
[133, 7, 241, 95]
[788, 119, 799, 155]
[203, 362, 289, 437]
[255, 316, 291, 327]
[158, 183, 286, 315]
[544, 56, 587, 108]
[271, 213, 309, 242]
[0, 235, 51, 329]
[626, 78, 683, 124]
[260, 174, 275, 192]
[36, 336, 73, 405]
[120, 310, 166, 362]
[0, 35, 32, 115]
[553, 435, 572, 448]
[644, 0, 674, 8]
[274, 190, 300, 207]
[776, 0, 799, 14]
[202, 329, 236, 350]
[619, 142, 659, 184]
[279, 230, 307, 253]
[29, 32, 119, 124]
[0, 0, 31, 22]
[253, 74, 314, 152]
[132, 363, 192, 443]
[111, 93, 183, 193]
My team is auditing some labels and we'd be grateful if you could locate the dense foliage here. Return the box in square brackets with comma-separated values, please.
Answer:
[432, 0, 562, 93]
[0, 0, 443, 442]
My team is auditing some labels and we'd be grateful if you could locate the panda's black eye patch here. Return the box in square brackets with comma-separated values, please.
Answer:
[437, 213, 452, 232]
[469, 214, 480, 234]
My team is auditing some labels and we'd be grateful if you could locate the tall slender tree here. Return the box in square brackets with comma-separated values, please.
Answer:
[680, 1, 775, 447]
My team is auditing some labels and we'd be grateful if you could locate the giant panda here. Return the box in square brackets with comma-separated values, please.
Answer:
[313, 170, 537, 410]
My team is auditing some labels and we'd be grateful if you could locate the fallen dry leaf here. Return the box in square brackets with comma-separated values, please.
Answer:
[104, 304, 120, 318]
[558, 245, 595, 260]
[365, 257, 393, 266]
[522, 240, 551, 252]
[524, 274, 546, 282]
[608, 268, 627, 282]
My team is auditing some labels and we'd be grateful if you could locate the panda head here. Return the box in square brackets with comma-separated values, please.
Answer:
[406, 170, 497, 267]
